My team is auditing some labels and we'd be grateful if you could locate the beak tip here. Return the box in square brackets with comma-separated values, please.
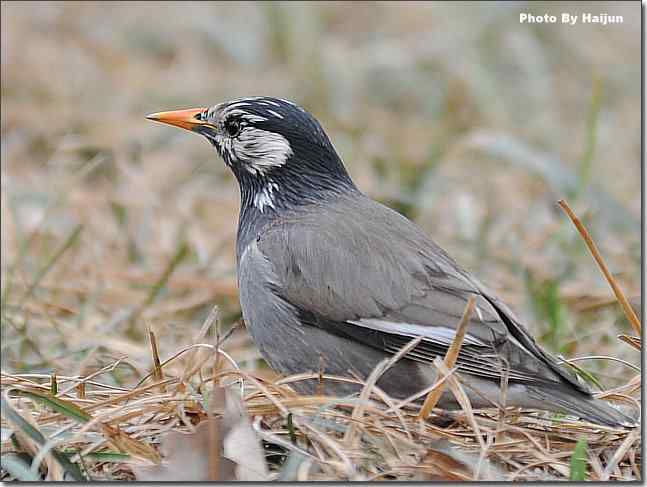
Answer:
[145, 107, 206, 130]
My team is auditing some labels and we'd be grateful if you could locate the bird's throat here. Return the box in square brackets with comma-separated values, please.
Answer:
[234, 165, 357, 263]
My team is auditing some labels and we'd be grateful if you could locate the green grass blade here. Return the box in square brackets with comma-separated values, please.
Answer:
[1, 453, 41, 481]
[1, 396, 86, 481]
[18, 224, 84, 307]
[576, 78, 603, 199]
[142, 240, 190, 309]
[16, 390, 92, 423]
[560, 360, 604, 391]
[569, 438, 588, 481]
[286, 412, 297, 445]
[128, 240, 190, 333]
[0, 201, 28, 313]
[83, 451, 131, 462]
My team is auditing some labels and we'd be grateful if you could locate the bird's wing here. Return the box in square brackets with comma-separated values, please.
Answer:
[257, 194, 587, 391]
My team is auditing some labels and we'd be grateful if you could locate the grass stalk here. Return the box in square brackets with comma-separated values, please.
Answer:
[418, 296, 475, 420]
[558, 199, 641, 337]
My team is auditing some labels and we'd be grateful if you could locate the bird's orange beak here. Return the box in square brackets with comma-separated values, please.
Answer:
[146, 108, 208, 131]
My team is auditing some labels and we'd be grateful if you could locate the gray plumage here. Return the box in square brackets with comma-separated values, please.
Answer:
[148, 97, 636, 427]
[238, 191, 631, 426]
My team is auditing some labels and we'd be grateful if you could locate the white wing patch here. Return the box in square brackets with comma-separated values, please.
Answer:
[348, 319, 488, 347]
[474, 305, 484, 322]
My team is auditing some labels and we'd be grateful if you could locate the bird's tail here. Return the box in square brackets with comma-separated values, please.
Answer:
[528, 385, 638, 428]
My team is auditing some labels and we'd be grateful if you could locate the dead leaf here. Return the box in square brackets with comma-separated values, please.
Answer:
[217, 386, 269, 481]
[133, 384, 268, 481]
[132, 420, 236, 481]
[101, 424, 161, 464]
[618, 334, 641, 351]
[415, 440, 505, 481]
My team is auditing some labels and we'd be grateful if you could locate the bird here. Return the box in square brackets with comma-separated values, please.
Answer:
[147, 96, 635, 427]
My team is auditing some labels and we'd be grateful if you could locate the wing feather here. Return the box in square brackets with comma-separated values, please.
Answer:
[257, 193, 586, 391]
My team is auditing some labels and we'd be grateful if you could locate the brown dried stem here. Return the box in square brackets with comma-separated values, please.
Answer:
[418, 296, 476, 420]
[557, 199, 641, 337]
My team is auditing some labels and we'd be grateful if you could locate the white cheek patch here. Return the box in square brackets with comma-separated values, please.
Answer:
[212, 134, 234, 164]
[233, 127, 293, 175]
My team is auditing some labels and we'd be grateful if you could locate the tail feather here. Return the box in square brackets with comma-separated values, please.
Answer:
[529, 386, 638, 428]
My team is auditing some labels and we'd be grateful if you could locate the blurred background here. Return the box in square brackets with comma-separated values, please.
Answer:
[1, 2, 641, 390]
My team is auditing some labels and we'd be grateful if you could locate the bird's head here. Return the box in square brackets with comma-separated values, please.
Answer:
[147, 97, 356, 212]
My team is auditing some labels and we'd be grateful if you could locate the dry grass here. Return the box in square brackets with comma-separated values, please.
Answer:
[1, 1, 641, 482]
[0, 321, 640, 481]
[1, 206, 641, 480]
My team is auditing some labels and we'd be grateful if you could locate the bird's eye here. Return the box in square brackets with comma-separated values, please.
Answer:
[224, 118, 241, 137]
